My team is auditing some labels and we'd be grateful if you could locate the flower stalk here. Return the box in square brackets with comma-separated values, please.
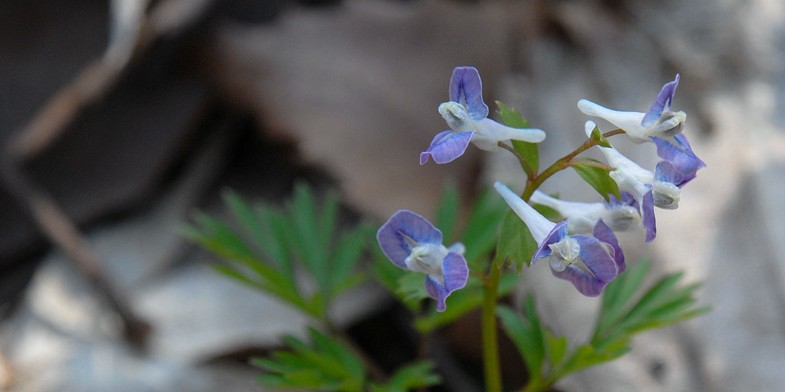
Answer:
[522, 129, 624, 200]
[482, 263, 503, 392]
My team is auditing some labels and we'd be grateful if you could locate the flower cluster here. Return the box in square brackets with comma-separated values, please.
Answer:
[495, 182, 625, 296]
[579, 75, 706, 242]
[376, 67, 704, 309]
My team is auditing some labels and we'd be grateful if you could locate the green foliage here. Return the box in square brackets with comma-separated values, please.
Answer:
[435, 183, 460, 244]
[460, 188, 509, 268]
[414, 272, 518, 333]
[369, 362, 441, 392]
[498, 261, 707, 392]
[497, 298, 545, 385]
[254, 327, 440, 392]
[497, 101, 539, 175]
[494, 210, 538, 270]
[183, 183, 368, 319]
[571, 157, 621, 201]
[592, 260, 710, 350]
[252, 327, 366, 392]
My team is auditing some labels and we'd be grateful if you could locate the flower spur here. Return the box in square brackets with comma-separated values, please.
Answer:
[578, 74, 686, 145]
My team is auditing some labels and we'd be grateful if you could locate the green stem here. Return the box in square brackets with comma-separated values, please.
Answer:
[523, 129, 624, 200]
[482, 264, 503, 392]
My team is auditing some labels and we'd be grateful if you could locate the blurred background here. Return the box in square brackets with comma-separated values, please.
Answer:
[1, 0, 784, 390]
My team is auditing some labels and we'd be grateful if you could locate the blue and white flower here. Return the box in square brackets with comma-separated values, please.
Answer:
[495, 182, 624, 296]
[577, 75, 685, 145]
[376, 210, 469, 311]
[585, 118, 705, 241]
[653, 133, 706, 187]
[420, 66, 546, 165]
[529, 190, 640, 234]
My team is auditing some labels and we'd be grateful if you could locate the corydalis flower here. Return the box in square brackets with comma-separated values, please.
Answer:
[585, 117, 705, 242]
[376, 210, 469, 311]
[653, 133, 706, 187]
[578, 75, 685, 144]
[420, 66, 546, 165]
[586, 121, 678, 242]
[494, 182, 624, 296]
[530, 190, 640, 234]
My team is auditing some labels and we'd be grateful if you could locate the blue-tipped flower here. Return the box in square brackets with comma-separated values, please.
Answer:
[420, 66, 546, 165]
[494, 182, 624, 296]
[577, 74, 686, 144]
[653, 133, 706, 187]
[586, 121, 681, 242]
[377, 210, 469, 311]
[530, 190, 641, 234]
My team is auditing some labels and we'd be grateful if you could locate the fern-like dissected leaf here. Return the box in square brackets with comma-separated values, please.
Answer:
[592, 260, 709, 349]
[460, 188, 508, 267]
[497, 100, 539, 175]
[253, 328, 366, 392]
[494, 210, 538, 270]
[369, 361, 440, 392]
[435, 183, 460, 244]
[184, 183, 370, 320]
[499, 265, 707, 392]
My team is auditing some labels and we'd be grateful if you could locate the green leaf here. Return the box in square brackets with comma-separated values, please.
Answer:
[461, 189, 508, 266]
[185, 213, 257, 262]
[319, 189, 341, 253]
[497, 304, 545, 382]
[560, 338, 630, 376]
[223, 190, 266, 249]
[496, 100, 539, 174]
[494, 210, 538, 270]
[571, 158, 621, 201]
[253, 328, 366, 392]
[436, 183, 460, 243]
[369, 245, 412, 302]
[369, 361, 440, 392]
[254, 205, 296, 278]
[617, 273, 685, 328]
[396, 273, 431, 305]
[532, 202, 561, 222]
[185, 184, 370, 320]
[596, 260, 651, 334]
[544, 331, 569, 370]
[329, 225, 370, 297]
[288, 183, 329, 292]
[414, 273, 518, 333]
[592, 260, 707, 350]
